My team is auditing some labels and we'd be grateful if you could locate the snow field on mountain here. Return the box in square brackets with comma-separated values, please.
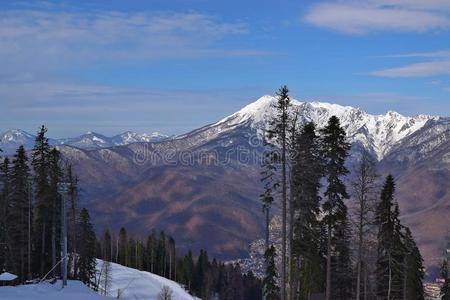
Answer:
[216, 95, 437, 160]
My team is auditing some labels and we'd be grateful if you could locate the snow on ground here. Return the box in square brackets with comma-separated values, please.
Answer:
[97, 259, 197, 300]
[0, 280, 107, 300]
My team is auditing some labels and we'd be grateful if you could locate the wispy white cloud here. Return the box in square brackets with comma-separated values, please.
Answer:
[371, 49, 450, 77]
[382, 50, 450, 58]
[303, 0, 450, 35]
[371, 60, 450, 77]
[0, 8, 264, 76]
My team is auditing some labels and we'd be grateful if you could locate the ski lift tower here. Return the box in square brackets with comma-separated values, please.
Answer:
[58, 181, 69, 288]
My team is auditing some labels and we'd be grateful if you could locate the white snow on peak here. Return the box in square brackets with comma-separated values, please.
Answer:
[0, 129, 34, 142]
[215, 95, 438, 160]
[112, 131, 170, 145]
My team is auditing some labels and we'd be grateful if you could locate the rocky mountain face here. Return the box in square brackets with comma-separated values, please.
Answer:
[2, 96, 448, 275]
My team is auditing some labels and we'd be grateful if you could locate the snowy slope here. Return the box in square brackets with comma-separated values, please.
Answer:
[96, 260, 196, 300]
[215, 95, 437, 160]
[111, 131, 170, 145]
[0, 280, 107, 300]
[0, 95, 438, 159]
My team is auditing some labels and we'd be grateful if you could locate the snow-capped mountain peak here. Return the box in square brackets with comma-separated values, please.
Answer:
[1, 129, 34, 142]
[0, 129, 36, 154]
[215, 95, 438, 160]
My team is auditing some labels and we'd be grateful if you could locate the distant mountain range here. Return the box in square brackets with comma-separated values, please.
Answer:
[2, 95, 449, 276]
[0, 129, 171, 154]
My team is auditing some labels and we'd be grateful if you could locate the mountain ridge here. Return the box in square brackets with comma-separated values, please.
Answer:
[0, 129, 171, 154]
[214, 95, 439, 160]
[1, 96, 439, 159]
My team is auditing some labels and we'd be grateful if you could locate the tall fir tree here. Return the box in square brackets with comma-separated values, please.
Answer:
[157, 231, 167, 276]
[332, 215, 354, 299]
[102, 229, 112, 262]
[31, 125, 52, 275]
[267, 85, 291, 300]
[118, 227, 128, 266]
[0, 157, 12, 273]
[182, 250, 194, 291]
[9, 146, 31, 281]
[320, 116, 351, 300]
[78, 208, 97, 287]
[403, 227, 425, 300]
[291, 122, 324, 299]
[375, 175, 406, 300]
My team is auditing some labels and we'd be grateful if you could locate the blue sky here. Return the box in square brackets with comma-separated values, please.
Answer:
[1, 0, 450, 137]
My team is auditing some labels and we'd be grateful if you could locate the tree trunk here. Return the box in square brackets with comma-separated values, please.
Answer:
[265, 207, 270, 250]
[325, 223, 332, 300]
[41, 221, 46, 275]
[363, 264, 368, 300]
[288, 173, 294, 300]
[356, 206, 363, 300]
[28, 187, 32, 280]
[403, 258, 407, 300]
[281, 124, 287, 300]
[388, 252, 392, 300]
[52, 208, 56, 278]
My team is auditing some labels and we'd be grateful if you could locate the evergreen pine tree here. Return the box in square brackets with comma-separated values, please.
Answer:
[78, 208, 97, 287]
[267, 85, 291, 300]
[118, 227, 127, 266]
[31, 125, 51, 275]
[403, 227, 425, 300]
[291, 122, 324, 299]
[375, 175, 406, 299]
[157, 231, 166, 276]
[320, 116, 351, 300]
[0, 157, 12, 273]
[182, 250, 194, 291]
[263, 245, 280, 300]
[9, 146, 31, 281]
[332, 215, 354, 299]
[102, 229, 112, 262]
[193, 249, 210, 297]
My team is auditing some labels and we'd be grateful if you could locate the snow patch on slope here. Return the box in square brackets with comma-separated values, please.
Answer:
[96, 260, 196, 300]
